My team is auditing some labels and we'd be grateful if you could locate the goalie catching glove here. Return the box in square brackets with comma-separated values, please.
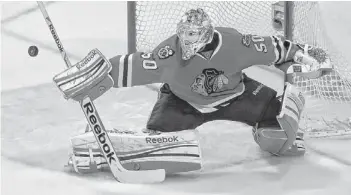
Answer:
[53, 49, 114, 102]
[286, 43, 333, 82]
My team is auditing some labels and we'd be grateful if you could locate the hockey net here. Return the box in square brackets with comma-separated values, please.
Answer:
[128, 1, 351, 137]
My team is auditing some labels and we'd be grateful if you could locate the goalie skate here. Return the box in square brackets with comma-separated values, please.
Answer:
[66, 128, 202, 174]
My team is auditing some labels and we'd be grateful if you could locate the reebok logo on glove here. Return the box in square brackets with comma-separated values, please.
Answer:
[77, 50, 98, 69]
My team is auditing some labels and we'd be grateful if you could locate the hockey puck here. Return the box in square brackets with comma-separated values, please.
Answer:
[28, 45, 39, 57]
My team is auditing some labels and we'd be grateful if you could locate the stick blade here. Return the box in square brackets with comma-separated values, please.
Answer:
[114, 169, 166, 184]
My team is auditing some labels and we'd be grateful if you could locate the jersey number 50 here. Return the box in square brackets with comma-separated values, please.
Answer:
[252, 35, 268, 53]
[141, 52, 158, 70]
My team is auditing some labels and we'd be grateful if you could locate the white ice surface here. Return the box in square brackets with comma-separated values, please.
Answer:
[1, 2, 351, 195]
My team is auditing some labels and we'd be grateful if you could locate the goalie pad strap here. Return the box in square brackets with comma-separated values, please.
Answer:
[117, 54, 133, 88]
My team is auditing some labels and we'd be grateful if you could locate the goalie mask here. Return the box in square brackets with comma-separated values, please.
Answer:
[177, 8, 214, 60]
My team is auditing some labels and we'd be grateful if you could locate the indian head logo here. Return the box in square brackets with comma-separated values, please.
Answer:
[157, 45, 174, 59]
[191, 68, 229, 96]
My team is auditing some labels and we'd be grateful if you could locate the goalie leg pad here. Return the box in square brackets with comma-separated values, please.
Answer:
[252, 122, 287, 155]
[276, 82, 305, 154]
[68, 129, 202, 174]
[252, 83, 305, 156]
[252, 124, 306, 156]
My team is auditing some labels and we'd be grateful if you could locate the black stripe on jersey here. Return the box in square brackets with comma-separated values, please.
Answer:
[122, 54, 130, 87]
[272, 36, 282, 64]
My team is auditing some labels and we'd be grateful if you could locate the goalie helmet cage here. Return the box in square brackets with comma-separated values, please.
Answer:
[127, 1, 351, 137]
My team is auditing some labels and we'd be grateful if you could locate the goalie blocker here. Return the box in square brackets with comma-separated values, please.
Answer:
[53, 49, 114, 102]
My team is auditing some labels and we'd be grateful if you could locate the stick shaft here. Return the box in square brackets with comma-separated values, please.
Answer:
[37, 1, 72, 68]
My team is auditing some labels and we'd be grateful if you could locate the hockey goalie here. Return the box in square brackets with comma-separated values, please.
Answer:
[54, 8, 333, 175]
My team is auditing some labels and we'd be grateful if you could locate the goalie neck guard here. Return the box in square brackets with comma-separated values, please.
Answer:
[176, 8, 214, 60]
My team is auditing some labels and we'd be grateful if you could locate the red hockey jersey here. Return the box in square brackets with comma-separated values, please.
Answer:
[109, 27, 298, 110]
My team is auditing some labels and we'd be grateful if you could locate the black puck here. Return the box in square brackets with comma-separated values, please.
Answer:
[28, 45, 39, 57]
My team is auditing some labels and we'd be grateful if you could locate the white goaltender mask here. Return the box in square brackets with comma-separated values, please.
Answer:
[176, 8, 214, 60]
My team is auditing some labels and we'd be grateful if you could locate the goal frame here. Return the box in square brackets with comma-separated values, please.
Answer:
[127, 1, 294, 53]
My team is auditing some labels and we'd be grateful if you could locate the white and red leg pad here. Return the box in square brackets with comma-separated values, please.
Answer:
[252, 83, 306, 156]
[68, 129, 202, 174]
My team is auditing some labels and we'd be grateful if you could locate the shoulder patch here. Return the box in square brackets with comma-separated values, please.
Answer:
[242, 34, 252, 47]
[157, 45, 174, 59]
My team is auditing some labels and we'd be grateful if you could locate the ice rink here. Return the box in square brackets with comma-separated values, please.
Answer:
[1, 2, 351, 195]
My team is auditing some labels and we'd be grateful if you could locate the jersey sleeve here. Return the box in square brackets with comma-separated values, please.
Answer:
[109, 51, 164, 88]
[234, 32, 301, 69]
[109, 35, 177, 88]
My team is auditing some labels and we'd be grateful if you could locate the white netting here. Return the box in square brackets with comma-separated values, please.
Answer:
[131, 1, 351, 137]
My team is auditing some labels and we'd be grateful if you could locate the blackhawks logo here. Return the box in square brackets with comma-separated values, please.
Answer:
[157, 45, 174, 59]
[191, 68, 229, 96]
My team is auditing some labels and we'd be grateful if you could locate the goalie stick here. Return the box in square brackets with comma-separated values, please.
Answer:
[36, 1, 166, 183]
